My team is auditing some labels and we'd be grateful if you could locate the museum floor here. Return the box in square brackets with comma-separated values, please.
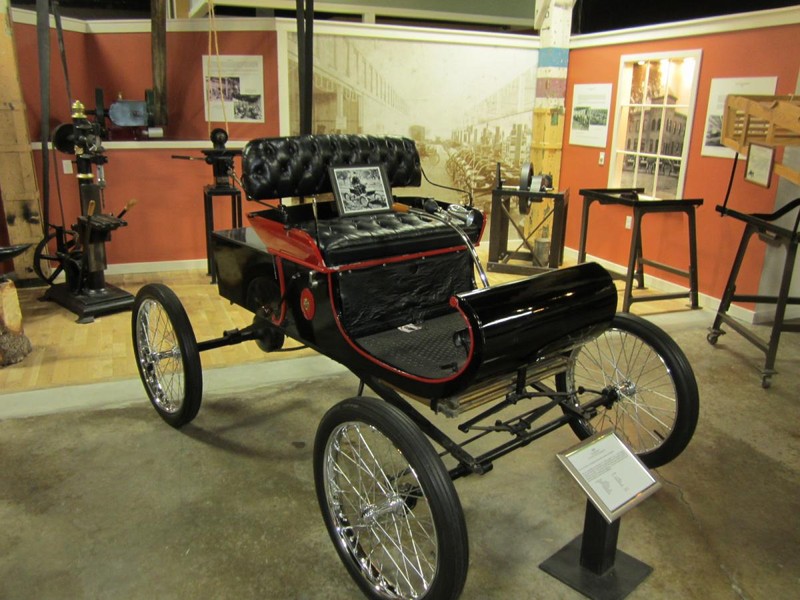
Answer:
[1, 268, 799, 599]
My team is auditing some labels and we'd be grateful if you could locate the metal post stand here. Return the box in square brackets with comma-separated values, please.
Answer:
[539, 500, 652, 600]
[173, 129, 243, 284]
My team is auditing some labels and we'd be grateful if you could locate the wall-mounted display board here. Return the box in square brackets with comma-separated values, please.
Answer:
[568, 83, 612, 148]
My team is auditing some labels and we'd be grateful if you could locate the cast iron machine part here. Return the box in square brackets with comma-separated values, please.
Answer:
[35, 99, 135, 323]
[0, 244, 32, 283]
[172, 129, 243, 283]
[172, 128, 242, 188]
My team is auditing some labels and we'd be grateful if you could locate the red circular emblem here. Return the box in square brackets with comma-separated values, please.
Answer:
[300, 288, 316, 321]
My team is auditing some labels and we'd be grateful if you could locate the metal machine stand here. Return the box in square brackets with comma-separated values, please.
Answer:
[173, 128, 242, 284]
[708, 200, 800, 388]
[578, 188, 703, 312]
[39, 100, 133, 323]
[487, 166, 567, 275]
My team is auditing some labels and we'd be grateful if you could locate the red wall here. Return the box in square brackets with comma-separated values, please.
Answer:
[13, 22, 281, 142]
[8, 15, 800, 299]
[562, 24, 800, 303]
[10, 19, 281, 264]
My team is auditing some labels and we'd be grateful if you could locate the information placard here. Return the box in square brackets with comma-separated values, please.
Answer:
[557, 430, 660, 523]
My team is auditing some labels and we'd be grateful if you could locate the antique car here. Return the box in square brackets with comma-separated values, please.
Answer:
[131, 134, 698, 600]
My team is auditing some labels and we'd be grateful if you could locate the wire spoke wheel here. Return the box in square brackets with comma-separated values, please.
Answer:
[131, 284, 202, 428]
[558, 313, 699, 468]
[315, 397, 468, 600]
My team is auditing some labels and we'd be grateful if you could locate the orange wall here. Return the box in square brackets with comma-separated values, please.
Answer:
[8, 20, 281, 265]
[562, 24, 800, 302]
[13, 22, 281, 142]
[7, 16, 799, 296]
[30, 148, 240, 264]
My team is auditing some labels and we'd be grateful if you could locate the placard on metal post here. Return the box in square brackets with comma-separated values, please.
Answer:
[539, 431, 661, 600]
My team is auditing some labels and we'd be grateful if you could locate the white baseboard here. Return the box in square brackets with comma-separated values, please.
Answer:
[105, 259, 207, 276]
[562, 248, 756, 324]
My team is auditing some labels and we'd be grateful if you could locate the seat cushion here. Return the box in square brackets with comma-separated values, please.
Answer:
[296, 211, 479, 265]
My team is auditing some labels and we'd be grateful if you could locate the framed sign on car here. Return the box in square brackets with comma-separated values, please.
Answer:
[329, 165, 394, 216]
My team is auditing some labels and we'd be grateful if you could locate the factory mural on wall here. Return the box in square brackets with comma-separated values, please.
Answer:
[285, 33, 538, 205]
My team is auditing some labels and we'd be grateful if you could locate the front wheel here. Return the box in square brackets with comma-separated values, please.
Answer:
[132, 284, 203, 428]
[314, 397, 469, 600]
[557, 313, 699, 468]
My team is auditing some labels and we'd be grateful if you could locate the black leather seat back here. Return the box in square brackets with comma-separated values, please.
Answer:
[241, 134, 421, 200]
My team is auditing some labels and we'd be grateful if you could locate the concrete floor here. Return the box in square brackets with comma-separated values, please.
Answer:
[1, 308, 798, 599]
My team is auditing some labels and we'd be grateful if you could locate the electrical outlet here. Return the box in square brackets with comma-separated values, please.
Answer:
[625, 215, 632, 229]
[62, 159, 73, 174]
[598, 151, 605, 166]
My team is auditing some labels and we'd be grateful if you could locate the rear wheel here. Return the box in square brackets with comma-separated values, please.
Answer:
[557, 313, 699, 468]
[314, 397, 469, 600]
[132, 284, 202, 428]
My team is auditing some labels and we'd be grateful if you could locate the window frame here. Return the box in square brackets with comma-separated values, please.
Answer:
[607, 49, 703, 199]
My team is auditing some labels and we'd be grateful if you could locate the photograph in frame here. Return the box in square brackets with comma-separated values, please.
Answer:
[329, 165, 394, 216]
[744, 144, 775, 188]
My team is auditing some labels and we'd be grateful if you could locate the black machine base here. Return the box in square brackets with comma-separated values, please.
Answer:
[42, 282, 134, 323]
[539, 501, 652, 600]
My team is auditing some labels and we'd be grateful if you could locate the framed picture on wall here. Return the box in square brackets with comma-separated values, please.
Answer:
[329, 165, 394, 216]
[744, 144, 775, 188]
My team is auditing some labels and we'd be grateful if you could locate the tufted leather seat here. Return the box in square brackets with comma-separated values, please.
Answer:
[242, 134, 481, 267]
[295, 210, 480, 265]
[242, 134, 421, 200]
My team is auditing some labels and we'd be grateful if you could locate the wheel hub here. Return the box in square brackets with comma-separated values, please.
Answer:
[617, 379, 637, 396]
[360, 494, 407, 525]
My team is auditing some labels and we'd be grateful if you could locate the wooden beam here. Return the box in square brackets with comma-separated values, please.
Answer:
[151, 0, 168, 126]
[0, 6, 43, 281]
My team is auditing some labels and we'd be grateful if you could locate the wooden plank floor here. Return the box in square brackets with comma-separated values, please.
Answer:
[0, 271, 313, 394]
[1, 263, 693, 394]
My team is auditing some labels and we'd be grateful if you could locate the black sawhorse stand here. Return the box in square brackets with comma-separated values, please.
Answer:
[540, 500, 652, 600]
[487, 185, 568, 275]
[708, 200, 800, 388]
[204, 185, 243, 284]
[578, 188, 703, 312]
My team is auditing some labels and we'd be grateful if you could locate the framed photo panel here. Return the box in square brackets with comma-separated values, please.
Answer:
[329, 165, 394, 216]
[744, 144, 775, 188]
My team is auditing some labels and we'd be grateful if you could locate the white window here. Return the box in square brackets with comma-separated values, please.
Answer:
[608, 50, 702, 199]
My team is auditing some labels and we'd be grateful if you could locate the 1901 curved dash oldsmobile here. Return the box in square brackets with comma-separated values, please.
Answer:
[131, 134, 698, 600]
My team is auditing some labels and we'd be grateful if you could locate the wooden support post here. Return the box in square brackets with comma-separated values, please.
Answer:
[0, 2, 44, 282]
[526, 2, 573, 241]
[151, 0, 168, 126]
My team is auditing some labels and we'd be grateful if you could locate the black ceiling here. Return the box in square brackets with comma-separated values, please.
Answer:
[574, 0, 798, 34]
[9, 0, 799, 33]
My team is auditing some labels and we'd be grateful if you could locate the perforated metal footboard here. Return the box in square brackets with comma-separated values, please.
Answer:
[355, 312, 469, 379]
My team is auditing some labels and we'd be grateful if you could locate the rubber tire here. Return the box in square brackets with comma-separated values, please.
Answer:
[132, 283, 203, 428]
[557, 313, 699, 468]
[314, 397, 469, 600]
